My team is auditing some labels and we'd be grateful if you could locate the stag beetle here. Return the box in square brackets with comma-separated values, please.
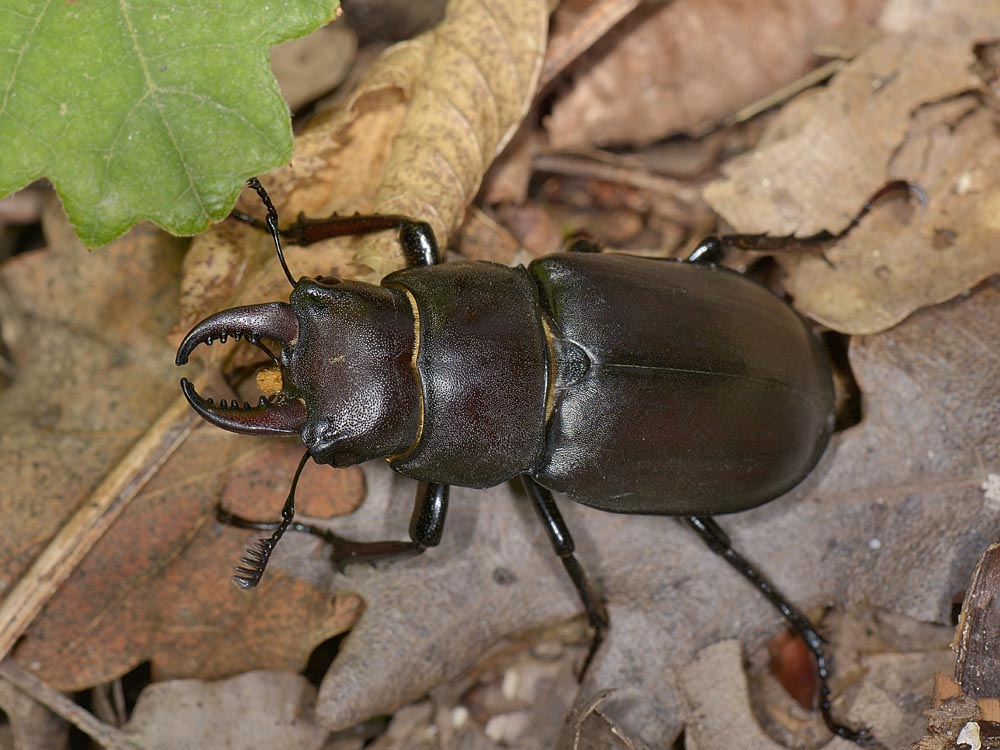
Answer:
[177, 178, 870, 744]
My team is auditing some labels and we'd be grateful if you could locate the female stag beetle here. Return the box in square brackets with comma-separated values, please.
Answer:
[176, 178, 870, 744]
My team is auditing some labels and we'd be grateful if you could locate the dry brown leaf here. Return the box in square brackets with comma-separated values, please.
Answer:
[546, 0, 885, 148]
[277, 279, 998, 747]
[1, 202, 362, 690]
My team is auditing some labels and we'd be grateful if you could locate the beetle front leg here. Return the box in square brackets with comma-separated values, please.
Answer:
[325, 481, 449, 570]
[220, 481, 449, 572]
[686, 236, 725, 264]
[521, 476, 609, 655]
[232, 208, 441, 267]
[684, 516, 872, 745]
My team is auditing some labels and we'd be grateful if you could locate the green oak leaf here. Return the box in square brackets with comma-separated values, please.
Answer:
[0, 0, 337, 246]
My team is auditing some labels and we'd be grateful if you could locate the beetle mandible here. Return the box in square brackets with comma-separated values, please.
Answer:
[176, 177, 869, 744]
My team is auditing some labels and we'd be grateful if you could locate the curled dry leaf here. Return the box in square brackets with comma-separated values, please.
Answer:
[294, 279, 999, 747]
[177, 0, 548, 317]
[953, 542, 1000, 699]
[704, 10, 1000, 333]
[783, 102, 1000, 334]
[546, 0, 885, 148]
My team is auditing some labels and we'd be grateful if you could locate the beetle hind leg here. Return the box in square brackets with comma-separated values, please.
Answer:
[685, 516, 874, 746]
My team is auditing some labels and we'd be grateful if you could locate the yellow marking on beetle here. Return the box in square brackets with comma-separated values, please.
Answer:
[541, 316, 557, 423]
[386, 286, 424, 462]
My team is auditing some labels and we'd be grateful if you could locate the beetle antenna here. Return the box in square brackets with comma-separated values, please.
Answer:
[246, 177, 297, 288]
[231, 450, 310, 588]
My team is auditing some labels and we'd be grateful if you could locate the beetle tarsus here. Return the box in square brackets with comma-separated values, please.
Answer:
[221, 451, 310, 587]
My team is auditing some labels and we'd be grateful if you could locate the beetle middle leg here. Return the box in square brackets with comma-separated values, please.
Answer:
[521, 476, 609, 666]
[221, 479, 450, 580]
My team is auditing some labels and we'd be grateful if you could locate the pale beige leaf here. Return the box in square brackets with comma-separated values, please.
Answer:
[125, 671, 327, 750]
[359, 0, 549, 276]
[703, 31, 979, 236]
[783, 103, 1000, 334]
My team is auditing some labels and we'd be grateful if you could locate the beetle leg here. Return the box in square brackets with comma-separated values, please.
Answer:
[684, 516, 873, 745]
[324, 480, 450, 571]
[686, 236, 725, 264]
[219, 481, 449, 573]
[231, 206, 441, 267]
[521, 476, 609, 661]
[564, 237, 603, 253]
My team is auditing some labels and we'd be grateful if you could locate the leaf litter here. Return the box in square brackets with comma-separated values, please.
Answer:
[2, 0, 1000, 748]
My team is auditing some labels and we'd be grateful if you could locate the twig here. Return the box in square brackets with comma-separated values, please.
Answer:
[722, 58, 848, 127]
[532, 151, 702, 225]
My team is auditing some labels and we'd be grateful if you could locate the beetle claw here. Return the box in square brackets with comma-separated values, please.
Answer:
[175, 302, 299, 366]
[179, 378, 306, 436]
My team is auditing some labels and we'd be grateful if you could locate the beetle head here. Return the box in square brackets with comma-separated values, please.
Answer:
[177, 277, 420, 468]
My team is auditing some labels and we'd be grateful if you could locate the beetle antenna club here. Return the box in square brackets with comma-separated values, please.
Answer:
[246, 177, 297, 288]
[232, 450, 310, 588]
